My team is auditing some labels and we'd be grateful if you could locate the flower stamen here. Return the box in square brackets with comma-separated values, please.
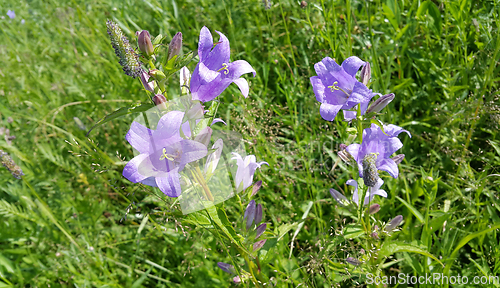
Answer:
[327, 81, 340, 92]
[217, 63, 229, 75]
[159, 148, 175, 161]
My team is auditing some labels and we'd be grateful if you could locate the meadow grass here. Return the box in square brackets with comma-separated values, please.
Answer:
[0, 0, 499, 287]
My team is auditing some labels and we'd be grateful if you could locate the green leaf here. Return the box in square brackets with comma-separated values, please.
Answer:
[379, 242, 443, 266]
[396, 196, 424, 223]
[427, 1, 442, 32]
[444, 223, 500, 274]
[277, 222, 298, 241]
[382, 3, 398, 30]
[86, 102, 154, 136]
[131, 266, 152, 288]
[137, 215, 149, 235]
[289, 201, 313, 258]
[343, 224, 364, 240]
[152, 34, 164, 45]
[205, 206, 248, 253]
[416, 1, 429, 18]
[185, 211, 212, 227]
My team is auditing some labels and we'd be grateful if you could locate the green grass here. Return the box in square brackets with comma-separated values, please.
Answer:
[1, 0, 500, 287]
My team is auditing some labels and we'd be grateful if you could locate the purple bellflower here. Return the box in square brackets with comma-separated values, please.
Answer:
[231, 152, 268, 193]
[123, 111, 208, 197]
[7, 10, 15, 19]
[346, 124, 411, 180]
[190, 26, 256, 102]
[310, 56, 377, 121]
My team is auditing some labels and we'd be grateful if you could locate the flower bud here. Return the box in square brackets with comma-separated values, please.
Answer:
[253, 239, 267, 252]
[366, 93, 395, 114]
[362, 153, 379, 187]
[233, 276, 241, 283]
[330, 189, 349, 207]
[360, 62, 371, 86]
[185, 102, 205, 120]
[371, 232, 380, 240]
[217, 262, 236, 274]
[244, 200, 256, 230]
[255, 223, 266, 240]
[140, 71, 154, 92]
[385, 215, 403, 232]
[152, 94, 167, 106]
[180, 66, 191, 94]
[346, 257, 361, 266]
[149, 69, 166, 82]
[392, 154, 405, 165]
[369, 204, 380, 214]
[152, 94, 168, 110]
[167, 32, 183, 61]
[194, 127, 212, 147]
[137, 30, 154, 57]
[251, 180, 262, 197]
[254, 203, 263, 225]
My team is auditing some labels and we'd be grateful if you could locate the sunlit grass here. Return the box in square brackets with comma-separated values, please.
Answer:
[0, 0, 499, 286]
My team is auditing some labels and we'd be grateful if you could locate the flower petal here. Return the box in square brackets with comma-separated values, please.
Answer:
[155, 111, 185, 139]
[198, 26, 214, 62]
[126, 122, 154, 154]
[205, 138, 224, 175]
[319, 103, 343, 121]
[232, 78, 250, 97]
[156, 169, 182, 197]
[341, 56, 365, 77]
[384, 124, 412, 138]
[378, 158, 399, 178]
[227, 60, 256, 78]
[177, 139, 208, 167]
[123, 154, 151, 183]
[211, 118, 226, 126]
[345, 143, 361, 162]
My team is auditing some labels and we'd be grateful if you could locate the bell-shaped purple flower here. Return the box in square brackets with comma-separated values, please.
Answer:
[190, 26, 256, 102]
[122, 111, 208, 197]
[346, 124, 411, 179]
[310, 56, 377, 121]
[231, 152, 268, 192]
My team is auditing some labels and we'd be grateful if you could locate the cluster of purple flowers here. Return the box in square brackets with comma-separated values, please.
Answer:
[122, 26, 263, 199]
[310, 57, 411, 206]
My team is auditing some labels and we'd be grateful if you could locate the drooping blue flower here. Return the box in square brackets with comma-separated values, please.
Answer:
[190, 26, 256, 102]
[122, 111, 208, 197]
[346, 124, 411, 179]
[310, 56, 376, 121]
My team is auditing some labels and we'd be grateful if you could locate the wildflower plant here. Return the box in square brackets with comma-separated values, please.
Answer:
[96, 22, 281, 286]
[311, 56, 442, 275]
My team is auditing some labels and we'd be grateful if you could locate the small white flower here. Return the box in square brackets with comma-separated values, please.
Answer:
[231, 152, 268, 192]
